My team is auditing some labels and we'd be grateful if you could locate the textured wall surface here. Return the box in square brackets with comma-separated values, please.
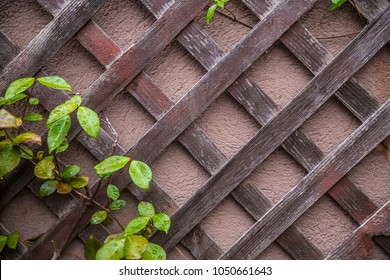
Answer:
[0, 0, 389, 260]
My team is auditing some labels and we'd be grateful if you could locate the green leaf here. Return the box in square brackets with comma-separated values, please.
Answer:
[47, 115, 71, 154]
[56, 182, 72, 194]
[206, 4, 217, 25]
[84, 235, 102, 260]
[0, 109, 22, 129]
[77, 106, 100, 139]
[138, 201, 155, 217]
[152, 213, 171, 234]
[104, 233, 124, 244]
[0, 235, 7, 253]
[94, 156, 130, 178]
[24, 113, 44, 122]
[0, 139, 11, 149]
[331, 0, 347, 10]
[124, 235, 148, 260]
[46, 102, 77, 127]
[62, 164, 80, 179]
[12, 132, 42, 146]
[55, 139, 69, 154]
[34, 157, 55, 179]
[109, 200, 126, 211]
[5, 77, 35, 99]
[107, 184, 120, 201]
[91, 210, 107, 225]
[66, 95, 82, 106]
[129, 160, 152, 190]
[36, 151, 44, 160]
[20, 146, 34, 160]
[0, 97, 5, 107]
[39, 180, 59, 197]
[28, 97, 40, 106]
[141, 243, 166, 260]
[68, 176, 89, 189]
[124, 216, 150, 236]
[5, 93, 27, 105]
[0, 145, 21, 177]
[37, 76, 72, 91]
[7, 231, 19, 249]
[95, 238, 125, 260]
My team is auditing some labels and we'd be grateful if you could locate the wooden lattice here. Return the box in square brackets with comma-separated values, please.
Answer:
[0, 0, 389, 260]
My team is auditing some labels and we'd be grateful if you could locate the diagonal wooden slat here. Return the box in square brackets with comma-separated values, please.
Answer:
[222, 98, 390, 259]
[149, 7, 390, 251]
[327, 200, 390, 260]
[0, 0, 107, 92]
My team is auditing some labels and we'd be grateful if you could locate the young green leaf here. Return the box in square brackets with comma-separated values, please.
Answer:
[77, 106, 100, 139]
[24, 113, 44, 122]
[47, 115, 71, 154]
[138, 201, 155, 217]
[34, 157, 55, 179]
[37, 76, 72, 91]
[94, 156, 130, 178]
[124, 235, 148, 260]
[0, 109, 23, 129]
[12, 132, 42, 146]
[206, 4, 217, 24]
[141, 243, 166, 260]
[106, 184, 120, 201]
[6, 231, 19, 249]
[129, 160, 152, 190]
[152, 213, 171, 234]
[55, 139, 69, 154]
[28, 97, 40, 106]
[0, 145, 21, 177]
[68, 176, 89, 189]
[39, 180, 59, 197]
[109, 200, 126, 211]
[91, 211, 107, 225]
[124, 216, 150, 236]
[84, 235, 102, 260]
[5, 77, 35, 100]
[104, 233, 124, 244]
[331, 0, 347, 10]
[20, 146, 34, 160]
[46, 102, 77, 127]
[62, 164, 80, 179]
[0, 235, 7, 253]
[5, 93, 27, 105]
[66, 95, 82, 106]
[56, 182, 72, 194]
[95, 238, 125, 260]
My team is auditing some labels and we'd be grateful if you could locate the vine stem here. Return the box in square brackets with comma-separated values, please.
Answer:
[18, 82, 36, 134]
[3, 129, 38, 164]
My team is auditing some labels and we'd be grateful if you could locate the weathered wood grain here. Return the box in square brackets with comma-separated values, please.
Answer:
[222, 98, 390, 259]
[352, 0, 390, 21]
[0, 32, 19, 68]
[327, 200, 390, 260]
[150, 7, 390, 251]
[0, 0, 107, 93]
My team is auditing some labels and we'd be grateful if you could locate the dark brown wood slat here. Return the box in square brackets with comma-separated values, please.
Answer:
[351, 0, 390, 21]
[0, 32, 19, 68]
[128, 72, 324, 259]
[150, 8, 390, 251]
[222, 99, 390, 259]
[327, 200, 390, 260]
[36, 0, 69, 16]
[0, 0, 107, 93]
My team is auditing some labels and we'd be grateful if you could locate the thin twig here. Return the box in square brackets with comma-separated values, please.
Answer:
[215, 9, 254, 29]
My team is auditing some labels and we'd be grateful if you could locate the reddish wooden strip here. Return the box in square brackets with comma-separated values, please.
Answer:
[327, 200, 390, 259]
[150, 8, 390, 251]
[222, 99, 390, 259]
[0, 0, 107, 92]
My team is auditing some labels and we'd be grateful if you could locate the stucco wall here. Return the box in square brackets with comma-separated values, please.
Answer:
[0, 0, 389, 260]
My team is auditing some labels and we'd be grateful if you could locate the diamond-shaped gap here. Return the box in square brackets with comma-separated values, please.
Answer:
[246, 41, 313, 109]
[300, 96, 361, 156]
[246, 148, 306, 204]
[300, 0, 365, 57]
[256, 243, 293, 260]
[93, 0, 155, 51]
[101, 89, 155, 152]
[42, 38, 106, 93]
[197, 0, 259, 53]
[151, 142, 210, 207]
[144, 40, 206, 103]
[347, 150, 390, 209]
[294, 195, 357, 256]
[200, 195, 255, 252]
[0, 0, 52, 49]
[196, 92, 261, 159]
[353, 46, 390, 105]
[0, 188, 57, 241]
